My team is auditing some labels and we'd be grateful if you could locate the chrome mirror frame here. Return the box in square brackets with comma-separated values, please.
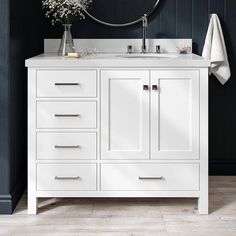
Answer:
[82, 0, 160, 27]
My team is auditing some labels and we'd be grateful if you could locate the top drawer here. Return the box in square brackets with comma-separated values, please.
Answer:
[36, 70, 97, 98]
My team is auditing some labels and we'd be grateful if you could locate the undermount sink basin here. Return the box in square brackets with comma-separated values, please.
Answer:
[117, 53, 179, 59]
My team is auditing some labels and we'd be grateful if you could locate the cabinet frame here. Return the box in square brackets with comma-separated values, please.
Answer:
[28, 67, 208, 215]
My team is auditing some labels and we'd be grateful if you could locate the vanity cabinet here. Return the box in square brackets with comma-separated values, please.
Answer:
[26, 54, 209, 215]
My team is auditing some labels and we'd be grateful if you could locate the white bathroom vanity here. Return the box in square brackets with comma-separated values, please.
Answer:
[26, 39, 210, 214]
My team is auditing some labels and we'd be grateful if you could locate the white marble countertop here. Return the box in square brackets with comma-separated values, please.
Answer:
[25, 53, 210, 68]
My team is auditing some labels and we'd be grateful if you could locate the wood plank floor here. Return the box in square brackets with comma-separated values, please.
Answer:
[1, 176, 236, 236]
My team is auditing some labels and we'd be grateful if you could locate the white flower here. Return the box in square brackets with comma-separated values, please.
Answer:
[42, 0, 92, 25]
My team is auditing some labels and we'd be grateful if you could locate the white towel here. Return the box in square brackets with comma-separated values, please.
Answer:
[202, 14, 231, 85]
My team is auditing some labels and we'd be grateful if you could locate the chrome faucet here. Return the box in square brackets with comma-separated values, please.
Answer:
[142, 14, 148, 53]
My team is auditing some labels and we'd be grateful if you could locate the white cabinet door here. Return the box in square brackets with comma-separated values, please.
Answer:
[101, 70, 149, 159]
[151, 70, 200, 159]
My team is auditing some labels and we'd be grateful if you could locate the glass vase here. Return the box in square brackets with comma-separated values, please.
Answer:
[58, 24, 75, 56]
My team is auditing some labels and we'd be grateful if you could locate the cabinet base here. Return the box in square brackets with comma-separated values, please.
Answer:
[28, 192, 208, 215]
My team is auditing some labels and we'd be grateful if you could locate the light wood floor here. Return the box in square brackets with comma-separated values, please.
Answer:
[1, 176, 236, 236]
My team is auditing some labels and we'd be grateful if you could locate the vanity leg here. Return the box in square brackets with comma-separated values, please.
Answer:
[28, 68, 38, 215]
[198, 166, 209, 215]
[198, 69, 209, 215]
[28, 193, 38, 215]
[198, 195, 208, 215]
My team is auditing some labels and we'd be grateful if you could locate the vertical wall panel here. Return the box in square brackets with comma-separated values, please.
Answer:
[176, 0, 192, 38]
[0, 0, 10, 214]
[209, 0, 225, 20]
[225, 0, 236, 62]
[160, 0, 177, 38]
[148, 7, 161, 38]
[192, 0, 209, 53]
[0, 0, 45, 214]
[221, 0, 236, 164]
[208, 0, 227, 166]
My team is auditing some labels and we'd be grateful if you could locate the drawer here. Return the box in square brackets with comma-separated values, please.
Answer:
[37, 101, 97, 129]
[101, 164, 199, 191]
[37, 132, 97, 160]
[37, 164, 97, 191]
[37, 70, 97, 98]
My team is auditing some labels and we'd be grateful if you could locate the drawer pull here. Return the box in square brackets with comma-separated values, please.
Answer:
[55, 83, 79, 86]
[55, 176, 80, 180]
[138, 176, 164, 180]
[54, 114, 80, 117]
[54, 145, 80, 149]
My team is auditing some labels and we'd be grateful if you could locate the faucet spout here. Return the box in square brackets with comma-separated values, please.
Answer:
[142, 14, 148, 53]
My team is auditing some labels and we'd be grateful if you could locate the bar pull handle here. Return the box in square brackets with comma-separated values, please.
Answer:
[54, 176, 80, 180]
[54, 114, 80, 117]
[55, 83, 79, 86]
[54, 145, 80, 149]
[138, 176, 164, 180]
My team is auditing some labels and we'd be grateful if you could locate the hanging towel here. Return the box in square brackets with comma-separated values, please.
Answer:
[202, 14, 231, 85]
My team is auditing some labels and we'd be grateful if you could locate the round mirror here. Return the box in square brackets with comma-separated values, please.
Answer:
[84, 0, 160, 27]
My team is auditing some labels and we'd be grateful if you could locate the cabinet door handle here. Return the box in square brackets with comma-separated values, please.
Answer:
[54, 145, 80, 149]
[54, 114, 80, 117]
[152, 85, 158, 91]
[54, 176, 80, 180]
[54, 83, 79, 86]
[138, 176, 164, 180]
[143, 85, 149, 90]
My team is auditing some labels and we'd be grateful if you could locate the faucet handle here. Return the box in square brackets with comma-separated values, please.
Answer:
[127, 45, 133, 54]
[156, 45, 161, 54]
[142, 14, 148, 28]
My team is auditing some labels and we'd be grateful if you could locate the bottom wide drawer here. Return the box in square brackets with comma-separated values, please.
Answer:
[37, 164, 96, 191]
[101, 164, 199, 191]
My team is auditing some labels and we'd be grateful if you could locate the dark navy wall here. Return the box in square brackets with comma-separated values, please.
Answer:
[45, 0, 236, 175]
[0, 0, 11, 215]
[0, 0, 44, 214]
